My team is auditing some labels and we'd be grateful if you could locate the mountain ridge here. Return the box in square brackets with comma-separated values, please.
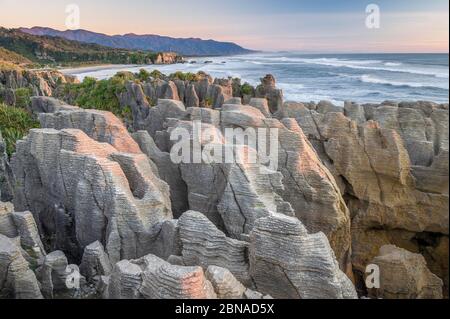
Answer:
[20, 26, 255, 56]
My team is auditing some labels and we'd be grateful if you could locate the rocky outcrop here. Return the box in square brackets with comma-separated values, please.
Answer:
[38, 104, 142, 154]
[80, 241, 112, 282]
[164, 116, 295, 239]
[0, 68, 77, 107]
[30, 96, 79, 115]
[11, 110, 173, 264]
[205, 266, 246, 299]
[249, 213, 357, 299]
[255, 75, 283, 113]
[0, 234, 43, 299]
[220, 103, 351, 270]
[36, 250, 71, 299]
[0, 202, 46, 266]
[278, 99, 449, 295]
[153, 52, 184, 65]
[107, 254, 217, 299]
[178, 211, 251, 285]
[2, 70, 447, 300]
[118, 73, 261, 128]
[369, 245, 443, 299]
[132, 131, 188, 217]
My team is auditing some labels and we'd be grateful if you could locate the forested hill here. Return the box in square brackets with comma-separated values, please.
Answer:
[21, 26, 254, 56]
[0, 28, 182, 66]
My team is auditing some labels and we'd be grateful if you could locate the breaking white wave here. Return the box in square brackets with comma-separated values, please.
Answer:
[285, 58, 449, 79]
[360, 74, 448, 90]
[384, 62, 402, 67]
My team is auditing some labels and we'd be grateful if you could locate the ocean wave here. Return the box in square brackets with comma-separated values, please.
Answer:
[302, 58, 448, 78]
[384, 62, 402, 66]
[277, 83, 306, 93]
[252, 57, 449, 79]
[360, 75, 448, 89]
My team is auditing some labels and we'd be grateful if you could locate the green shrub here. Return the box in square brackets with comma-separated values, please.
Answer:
[137, 69, 151, 82]
[170, 71, 199, 82]
[59, 74, 134, 119]
[240, 82, 254, 96]
[150, 70, 163, 79]
[14, 87, 32, 108]
[204, 97, 213, 107]
[0, 103, 39, 156]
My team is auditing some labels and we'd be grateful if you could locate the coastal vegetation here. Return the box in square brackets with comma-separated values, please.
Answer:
[60, 75, 128, 118]
[0, 28, 172, 67]
[0, 103, 39, 156]
[0, 47, 33, 66]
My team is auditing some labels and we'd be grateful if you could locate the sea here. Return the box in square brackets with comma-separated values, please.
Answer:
[63, 52, 449, 106]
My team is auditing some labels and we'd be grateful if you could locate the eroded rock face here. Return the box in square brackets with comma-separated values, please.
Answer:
[3, 74, 447, 300]
[249, 213, 357, 299]
[369, 245, 443, 299]
[0, 69, 77, 107]
[139, 255, 216, 299]
[107, 254, 217, 299]
[132, 131, 188, 217]
[205, 266, 246, 299]
[36, 250, 73, 299]
[11, 127, 172, 264]
[0, 234, 43, 299]
[39, 108, 142, 154]
[164, 116, 295, 240]
[31, 96, 79, 115]
[220, 104, 351, 270]
[279, 101, 449, 295]
[80, 241, 112, 282]
[0, 202, 46, 266]
[178, 211, 251, 285]
[118, 73, 239, 127]
[255, 75, 283, 113]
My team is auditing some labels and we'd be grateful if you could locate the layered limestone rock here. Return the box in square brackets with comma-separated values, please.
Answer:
[0, 202, 16, 238]
[278, 100, 449, 295]
[139, 255, 216, 299]
[107, 254, 216, 299]
[30, 96, 79, 115]
[116, 72, 261, 128]
[205, 266, 246, 299]
[11, 211, 46, 263]
[249, 213, 357, 299]
[80, 241, 112, 282]
[369, 245, 443, 299]
[107, 260, 143, 299]
[220, 103, 351, 270]
[178, 211, 251, 285]
[38, 105, 142, 154]
[11, 127, 172, 264]
[0, 234, 43, 299]
[134, 99, 187, 139]
[165, 117, 295, 239]
[255, 75, 283, 113]
[0, 202, 46, 266]
[36, 250, 71, 299]
[249, 98, 271, 117]
[0, 68, 77, 107]
[132, 131, 188, 217]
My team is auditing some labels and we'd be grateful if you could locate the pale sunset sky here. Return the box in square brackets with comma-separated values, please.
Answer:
[0, 0, 448, 53]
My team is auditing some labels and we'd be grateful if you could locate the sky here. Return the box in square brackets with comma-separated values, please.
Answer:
[0, 0, 448, 52]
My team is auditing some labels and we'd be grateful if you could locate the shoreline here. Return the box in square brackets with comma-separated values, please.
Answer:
[58, 64, 142, 74]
